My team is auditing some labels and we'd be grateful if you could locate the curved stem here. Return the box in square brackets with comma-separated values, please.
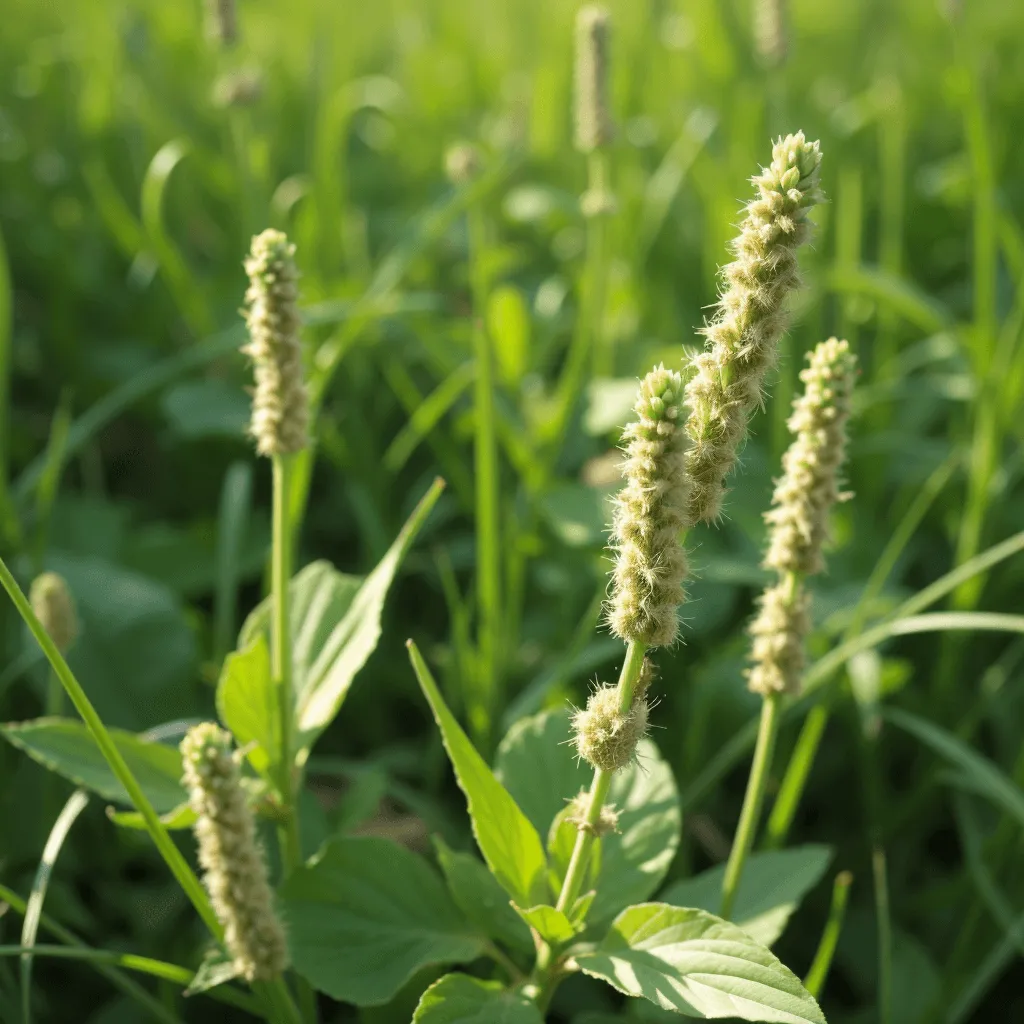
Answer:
[0, 555, 222, 940]
[720, 692, 781, 920]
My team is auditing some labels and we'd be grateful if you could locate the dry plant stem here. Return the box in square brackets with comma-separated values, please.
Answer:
[468, 203, 502, 742]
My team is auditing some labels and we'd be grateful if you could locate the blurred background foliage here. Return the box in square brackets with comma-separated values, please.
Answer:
[1, 0, 1024, 1020]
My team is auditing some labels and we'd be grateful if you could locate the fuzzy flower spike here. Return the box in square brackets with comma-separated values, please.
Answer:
[684, 131, 823, 525]
[574, 6, 613, 154]
[243, 229, 309, 458]
[748, 338, 856, 696]
[181, 723, 289, 982]
[607, 364, 691, 649]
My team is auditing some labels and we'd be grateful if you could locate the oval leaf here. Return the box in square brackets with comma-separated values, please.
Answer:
[216, 634, 276, 777]
[0, 718, 185, 812]
[413, 973, 544, 1024]
[661, 847, 833, 948]
[407, 642, 548, 907]
[513, 903, 576, 947]
[279, 835, 485, 1006]
[497, 708, 680, 923]
[240, 479, 444, 757]
[577, 903, 825, 1022]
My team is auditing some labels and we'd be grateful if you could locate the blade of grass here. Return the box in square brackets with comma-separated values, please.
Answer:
[803, 871, 853, 998]
[213, 461, 253, 665]
[0, 224, 17, 549]
[20, 790, 90, 1024]
[0, 883, 182, 1024]
[0, 945, 259, 1016]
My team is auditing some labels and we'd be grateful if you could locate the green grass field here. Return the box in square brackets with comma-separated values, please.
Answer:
[2, 0, 1024, 1021]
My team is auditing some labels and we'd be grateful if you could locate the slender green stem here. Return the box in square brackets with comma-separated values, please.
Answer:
[467, 204, 502, 746]
[271, 455, 313, 1024]
[764, 701, 828, 848]
[0, 554, 221, 940]
[804, 871, 852, 997]
[554, 640, 646, 918]
[872, 845, 893, 1024]
[720, 692, 781, 920]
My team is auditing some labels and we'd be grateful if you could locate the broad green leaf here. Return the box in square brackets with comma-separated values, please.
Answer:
[279, 836, 485, 1006]
[577, 903, 825, 1022]
[661, 847, 833, 947]
[497, 709, 681, 922]
[216, 635, 276, 777]
[240, 478, 444, 757]
[408, 642, 548, 907]
[884, 707, 1024, 828]
[433, 838, 533, 954]
[513, 904, 576, 946]
[413, 973, 544, 1024]
[108, 802, 196, 831]
[0, 719, 185, 813]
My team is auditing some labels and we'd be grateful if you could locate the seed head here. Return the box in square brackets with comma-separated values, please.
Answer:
[566, 789, 620, 837]
[684, 132, 823, 525]
[572, 674, 651, 774]
[444, 142, 483, 185]
[181, 723, 289, 982]
[29, 572, 78, 654]
[204, 0, 237, 48]
[764, 338, 856, 576]
[754, 0, 788, 69]
[746, 579, 810, 696]
[242, 230, 309, 458]
[574, 6, 614, 153]
[607, 365, 691, 648]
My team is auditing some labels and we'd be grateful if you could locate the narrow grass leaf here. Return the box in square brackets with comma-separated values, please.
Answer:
[0, 719, 185, 812]
[661, 847, 833, 948]
[407, 640, 547, 907]
[577, 903, 825, 1021]
[20, 790, 90, 1024]
[413, 973, 544, 1024]
[279, 835, 486, 1006]
[885, 707, 1024, 828]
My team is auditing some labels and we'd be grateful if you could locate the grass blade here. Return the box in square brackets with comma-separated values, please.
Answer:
[803, 871, 852, 998]
[20, 790, 89, 1024]
[213, 461, 253, 665]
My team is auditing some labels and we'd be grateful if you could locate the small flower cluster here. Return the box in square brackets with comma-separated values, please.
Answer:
[747, 338, 856, 696]
[684, 132, 823, 525]
[572, 682, 649, 773]
[181, 723, 289, 982]
[29, 572, 78, 654]
[607, 365, 691, 648]
[242, 230, 309, 458]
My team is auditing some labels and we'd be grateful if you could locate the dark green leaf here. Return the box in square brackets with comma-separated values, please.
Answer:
[279, 836, 485, 1006]
[0, 719, 185, 812]
[407, 642, 548, 907]
[661, 847, 833, 947]
[577, 903, 825, 1021]
[413, 973, 544, 1023]
[434, 838, 533, 954]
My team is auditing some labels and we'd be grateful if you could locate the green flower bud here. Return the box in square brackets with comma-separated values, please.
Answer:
[746, 579, 810, 696]
[566, 789, 620, 837]
[444, 142, 483, 185]
[181, 723, 289, 982]
[242, 229, 309, 458]
[204, 0, 237, 48]
[684, 132, 823, 525]
[764, 338, 856, 576]
[29, 572, 78, 654]
[608, 365, 691, 648]
[572, 673, 650, 774]
[574, 6, 614, 153]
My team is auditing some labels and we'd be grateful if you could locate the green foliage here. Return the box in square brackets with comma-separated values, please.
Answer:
[577, 903, 825, 1022]
[279, 836, 486, 1006]
[661, 847, 834, 947]
[413, 974, 544, 1024]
